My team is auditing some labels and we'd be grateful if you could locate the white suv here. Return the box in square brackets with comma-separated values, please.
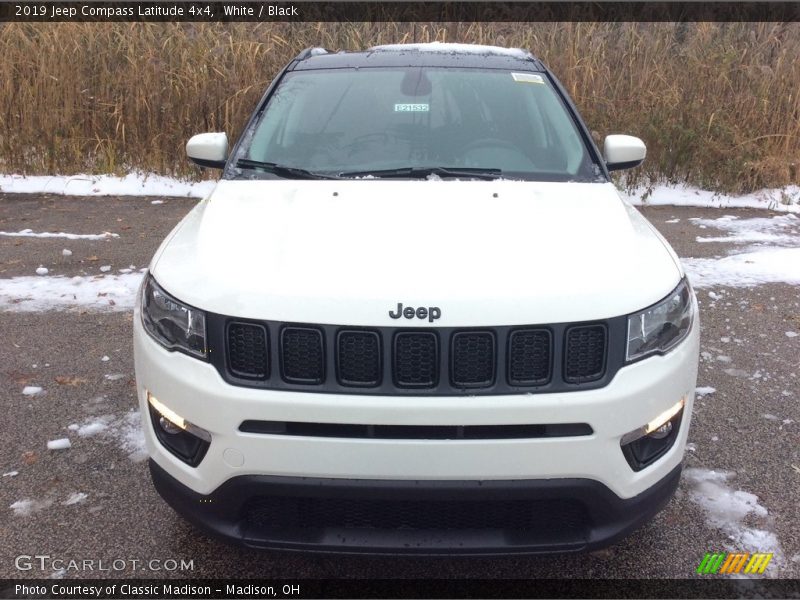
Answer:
[134, 43, 699, 554]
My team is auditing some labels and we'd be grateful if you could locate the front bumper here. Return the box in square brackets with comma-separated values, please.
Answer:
[134, 305, 699, 553]
[149, 458, 683, 554]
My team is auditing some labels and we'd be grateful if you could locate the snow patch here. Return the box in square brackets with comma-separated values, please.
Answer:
[786, 331, 798, 338]
[682, 247, 800, 288]
[77, 416, 112, 438]
[623, 184, 800, 213]
[62, 249, 72, 257]
[2, 471, 18, 477]
[0, 173, 214, 198]
[22, 386, 43, 395]
[63, 492, 88, 506]
[370, 42, 532, 60]
[9, 498, 53, 516]
[0, 272, 144, 312]
[47, 438, 71, 450]
[0, 229, 119, 241]
[683, 468, 783, 573]
[695, 386, 716, 396]
[112, 411, 147, 462]
[692, 214, 800, 245]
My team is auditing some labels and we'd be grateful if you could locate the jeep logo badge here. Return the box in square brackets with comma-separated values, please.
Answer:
[389, 303, 441, 323]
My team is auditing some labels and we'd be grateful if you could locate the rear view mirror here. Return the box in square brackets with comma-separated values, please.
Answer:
[604, 135, 646, 171]
[186, 132, 228, 169]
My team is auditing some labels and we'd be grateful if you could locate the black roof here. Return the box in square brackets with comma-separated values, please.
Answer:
[290, 44, 546, 72]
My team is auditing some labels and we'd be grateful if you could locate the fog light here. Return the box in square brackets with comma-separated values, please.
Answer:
[159, 415, 182, 435]
[147, 392, 211, 466]
[650, 421, 673, 439]
[620, 398, 685, 471]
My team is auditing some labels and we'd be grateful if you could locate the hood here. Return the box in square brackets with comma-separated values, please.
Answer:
[152, 179, 682, 326]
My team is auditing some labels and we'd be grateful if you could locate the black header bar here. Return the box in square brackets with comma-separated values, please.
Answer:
[3, 578, 800, 599]
[3, 2, 800, 22]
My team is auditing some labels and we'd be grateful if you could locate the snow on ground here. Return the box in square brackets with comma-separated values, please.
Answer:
[0, 229, 118, 240]
[0, 173, 215, 198]
[624, 184, 800, 213]
[9, 498, 53, 516]
[0, 272, 144, 312]
[692, 214, 800, 245]
[683, 468, 783, 575]
[22, 385, 43, 395]
[75, 416, 113, 438]
[683, 247, 800, 288]
[47, 438, 71, 450]
[695, 386, 716, 396]
[64, 412, 146, 461]
[112, 410, 147, 462]
[62, 492, 88, 506]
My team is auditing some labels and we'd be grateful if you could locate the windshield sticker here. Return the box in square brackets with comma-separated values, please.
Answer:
[511, 73, 545, 84]
[394, 103, 430, 112]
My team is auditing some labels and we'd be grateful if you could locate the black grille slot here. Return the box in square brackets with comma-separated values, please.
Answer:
[508, 329, 552, 385]
[245, 496, 589, 534]
[281, 327, 325, 384]
[394, 332, 438, 388]
[240, 420, 593, 439]
[337, 330, 381, 387]
[451, 331, 495, 388]
[227, 322, 269, 380]
[564, 324, 607, 383]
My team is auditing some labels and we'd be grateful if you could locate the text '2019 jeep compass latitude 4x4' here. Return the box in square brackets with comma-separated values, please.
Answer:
[134, 43, 699, 554]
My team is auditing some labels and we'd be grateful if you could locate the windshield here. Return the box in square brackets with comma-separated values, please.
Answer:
[229, 67, 601, 181]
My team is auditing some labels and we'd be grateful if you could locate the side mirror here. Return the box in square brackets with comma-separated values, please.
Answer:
[186, 132, 228, 169]
[604, 135, 646, 171]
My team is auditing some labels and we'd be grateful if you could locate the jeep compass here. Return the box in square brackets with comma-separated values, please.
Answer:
[134, 43, 700, 553]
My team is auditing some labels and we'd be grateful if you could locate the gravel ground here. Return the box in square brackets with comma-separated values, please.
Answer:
[0, 194, 798, 585]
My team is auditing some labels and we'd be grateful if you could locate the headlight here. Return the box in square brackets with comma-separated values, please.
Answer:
[626, 278, 694, 362]
[140, 274, 207, 359]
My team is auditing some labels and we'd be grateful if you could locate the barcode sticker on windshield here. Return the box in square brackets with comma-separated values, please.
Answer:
[394, 103, 430, 112]
[511, 73, 545, 84]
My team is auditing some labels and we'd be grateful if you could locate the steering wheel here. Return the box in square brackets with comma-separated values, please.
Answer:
[340, 132, 398, 155]
[460, 137, 522, 154]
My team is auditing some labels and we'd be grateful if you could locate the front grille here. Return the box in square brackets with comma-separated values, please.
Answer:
[244, 496, 589, 534]
[508, 328, 551, 385]
[227, 322, 269, 380]
[213, 315, 622, 396]
[564, 325, 607, 383]
[451, 332, 495, 387]
[337, 330, 381, 387]
[281, 327, 325, 384]
[394, 332, 438, 388]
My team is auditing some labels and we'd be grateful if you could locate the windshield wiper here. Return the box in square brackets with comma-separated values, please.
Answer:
[235, 158, 339, 180]
[338, 166, 503, 180]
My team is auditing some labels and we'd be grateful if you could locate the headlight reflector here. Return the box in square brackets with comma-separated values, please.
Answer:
[626, 278, 694, 362]
[141, 274, 206, 358]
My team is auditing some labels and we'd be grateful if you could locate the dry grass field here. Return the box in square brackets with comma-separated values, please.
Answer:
[1, 21, 798, 192]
